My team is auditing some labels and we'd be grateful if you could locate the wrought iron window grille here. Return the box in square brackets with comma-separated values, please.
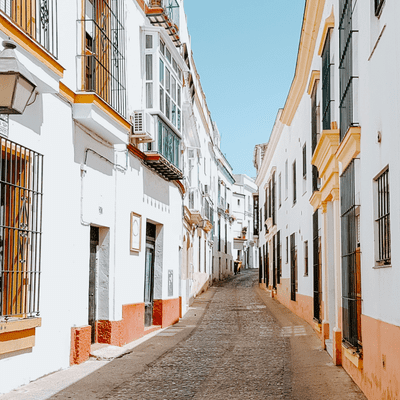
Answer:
[322, 29, 332, 131]
[0, 0, 58, 57]
[375, 0, 385, 16]
[340, 159, 362, 350]
[313, 211, 321, 322]
[375, 167, 390, 265]
[0, 138, 43, 320]
[79, 0, 126, 117]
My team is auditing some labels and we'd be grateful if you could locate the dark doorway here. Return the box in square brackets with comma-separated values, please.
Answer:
[290, 233, 297, 301]
[89, 226, 99, 344]
[144, 223, 156, 327]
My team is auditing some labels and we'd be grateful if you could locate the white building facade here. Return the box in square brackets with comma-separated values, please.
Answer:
[255, 0, 400, 398]
[0, 0, 238, 394]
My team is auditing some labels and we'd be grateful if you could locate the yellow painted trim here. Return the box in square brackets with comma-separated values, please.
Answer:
[0, 332, 36, 355]
[280, 0, 325, 126]
[311, 128, 340, 177]
[59, 83, 131, 131]
[342, 345, 363, 370]
[336, 126, 361, 171]
[59, 82, 76, 103]
[318, 8, 335, 56]
[309, 190, 322, 212]
[0, 14, 64, 77]
[307, 70, 320, 95]
[0, 317, 41, 334]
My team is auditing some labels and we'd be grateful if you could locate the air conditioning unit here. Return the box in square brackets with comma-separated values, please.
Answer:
[130, 111, 154, 142]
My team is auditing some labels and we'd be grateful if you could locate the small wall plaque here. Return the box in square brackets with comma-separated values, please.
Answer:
[130, 212, 142, 252]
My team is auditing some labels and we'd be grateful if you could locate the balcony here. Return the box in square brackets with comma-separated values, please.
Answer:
[0, 0, 58, 57]
[143, 117, 183, 181]
[146, 0, 181, 47]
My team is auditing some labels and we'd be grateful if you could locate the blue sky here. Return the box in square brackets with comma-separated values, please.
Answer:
[183, 0, 305, 178]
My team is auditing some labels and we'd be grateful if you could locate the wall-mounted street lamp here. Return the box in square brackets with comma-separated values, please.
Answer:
[0, 40, 37, 114]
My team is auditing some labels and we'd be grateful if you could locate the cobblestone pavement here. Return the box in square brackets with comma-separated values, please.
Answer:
[107, 272, 292, 400]
[50, 270, 366, 400]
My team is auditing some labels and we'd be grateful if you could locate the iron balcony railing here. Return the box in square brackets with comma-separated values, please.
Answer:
[149, 0, 179, 28]
[0, 0, 58, 57]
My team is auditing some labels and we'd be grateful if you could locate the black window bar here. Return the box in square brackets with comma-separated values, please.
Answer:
[0, 0, 58, 57]
[277, 230, 281, 285]
[311, 83, 319, 154]
[292, 160, 297, 204]
[341, 159, 362, 350]
[302, 145, 307, 178]
[272, 172, 276, 226]
[313, 210, 322, 322]
[290, 233, 297, 301]
[375, 0, 385, 16]
[0, 138, 43, 320]
[322, 29, 332, 131]
[81, 0, 126, 117]
[253, 194, 259, 236]
[258, 247, 262, 284]
[376, 168, 390, 265]
[339, 0, 356, 141]
[266, 244, 269, 285]
[272, 234, 277, 290]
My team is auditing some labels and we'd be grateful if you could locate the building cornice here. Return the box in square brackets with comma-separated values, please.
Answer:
[280, 0, 325, 126]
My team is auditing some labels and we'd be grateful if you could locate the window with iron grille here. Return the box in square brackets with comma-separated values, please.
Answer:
[341, 160, 362, 350]
[286, 236, 288, 264]
[311, 83, 320, 154]
[290, 233, 297, 301]
[259, 208, 262, 233]
[224, 222, 227, 254]
[265, 242, 269, 287]
[0, 138, 43, 319]
[292, 160, 297, 204]
[277, 231, 281, 285]
[218, 217, 221, 252]
[375, 167, 390, 265]
[313, 211, 321, 321]
[81, 0, 126, 116]
[302, 145, 307, 178]
[278, 173, 282, 208]
[0, 0, 58, 57]
[253, 194, 259, 236]
[322, 29, 332, 131]
[304, 241, 309, 276]
[339, 0, 356, 141]
[375, 0, 385, 16]
[258, 247, 262, 283]
[272, 172, 276, 226]
[272, 235, 277, 290]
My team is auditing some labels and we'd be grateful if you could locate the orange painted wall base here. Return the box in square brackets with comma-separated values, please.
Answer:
[70, 325, 91, 366]
[153, 298, 180, 328]
[97, 303, 146, 347]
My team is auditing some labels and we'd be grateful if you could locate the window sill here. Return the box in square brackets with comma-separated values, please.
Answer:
[342, 344, 363, 370]
[0, 317, 41, 356]
[373, 263, 392, 269]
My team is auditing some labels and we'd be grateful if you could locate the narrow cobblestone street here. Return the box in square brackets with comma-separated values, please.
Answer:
[50, 271, 366, 400]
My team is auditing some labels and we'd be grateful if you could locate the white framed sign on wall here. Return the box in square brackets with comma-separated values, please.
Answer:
[130, 212, 142, 252]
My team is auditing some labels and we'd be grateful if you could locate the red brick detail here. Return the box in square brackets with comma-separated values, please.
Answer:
[96, 303, 146, 347]
[70, 325, 91, 366]
[153, 298, 180, 328]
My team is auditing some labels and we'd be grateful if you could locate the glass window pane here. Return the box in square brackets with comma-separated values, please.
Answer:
[178, 109, 181, 131]
[146, 83, 153, 108]
[172, 103, 176, 126]
[146, 54, 153, 81]
[146, 35, 153, 49]
[166, 48, 171, 63]
[160, 40, 165, 54]
[166, 68, 171, 93]
[158, 121, 163, 153]
[177, 85, 181, 107]
[160, 87, 164, 113]
[172, 59, 178, 72]
[166, 95, 171, 119]
[159, 59, 164, 85]
[171, 76, 176, 101]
